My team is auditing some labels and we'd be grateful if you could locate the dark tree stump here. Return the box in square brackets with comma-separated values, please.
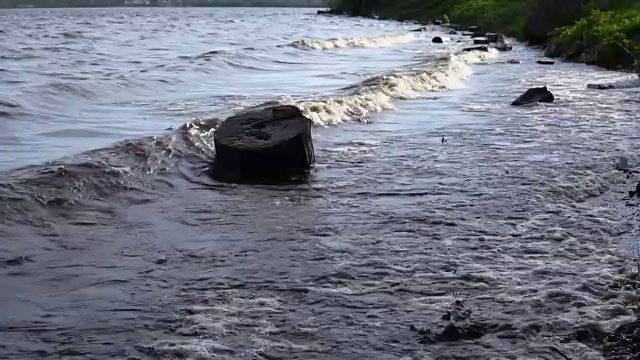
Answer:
[511, 86, 555, 106]
[210, 105, 315, 184]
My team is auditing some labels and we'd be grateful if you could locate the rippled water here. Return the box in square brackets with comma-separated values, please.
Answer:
[2, 7, 640, 360]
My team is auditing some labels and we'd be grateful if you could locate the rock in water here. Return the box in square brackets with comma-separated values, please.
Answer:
[495, 43, 513, 51]
[511, 86, 555, 106]
[210, 105, 315, 184]
[411, 26, 428, 32]
[537, 59, 555, 65]
[587, 83, 615, 90]
[485, 32, 505, 43]
[432, 36, 443, 43]
[462, 45, 489, 52]
[473, 37, 490, 45]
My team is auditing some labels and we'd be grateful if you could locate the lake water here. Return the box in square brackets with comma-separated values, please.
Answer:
[1, 6, 640, 360]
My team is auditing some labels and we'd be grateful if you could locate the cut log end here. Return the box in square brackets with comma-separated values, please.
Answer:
[210, 105, 315, 184]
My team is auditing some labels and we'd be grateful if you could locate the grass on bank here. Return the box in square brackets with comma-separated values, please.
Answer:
[552, 8, 640, 69]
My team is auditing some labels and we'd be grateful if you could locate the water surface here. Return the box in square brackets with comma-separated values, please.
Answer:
[1, 7, 639, 360]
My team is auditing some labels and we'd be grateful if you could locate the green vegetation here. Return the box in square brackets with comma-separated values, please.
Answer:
[329, 0, 640, 71]
[552, 7, 640, 69]
[328, 0, 527, 38]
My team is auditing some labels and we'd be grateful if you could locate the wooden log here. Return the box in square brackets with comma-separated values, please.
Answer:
[210, 105, 315, 184]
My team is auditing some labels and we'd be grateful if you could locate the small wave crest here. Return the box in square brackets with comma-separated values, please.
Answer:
[285, 48, 498, 126]
[291, 33, 416, 50]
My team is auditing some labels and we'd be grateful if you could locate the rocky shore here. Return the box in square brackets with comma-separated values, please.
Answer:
[317, 3, 640, 359]
[324, 0, 640, 73]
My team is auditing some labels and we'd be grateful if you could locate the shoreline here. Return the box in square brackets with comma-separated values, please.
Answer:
[321, 1, 640, 75]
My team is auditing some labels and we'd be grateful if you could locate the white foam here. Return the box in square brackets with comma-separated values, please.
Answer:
[291, 48, 498, 126]
[292, 33, 416, 50]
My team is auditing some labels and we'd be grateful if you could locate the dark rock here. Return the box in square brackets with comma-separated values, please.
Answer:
[462, 45, 489, 52]
[511, 86, 555, 106]
[507, 60, 521, 64]
[462, 31, 475, 37]
[494, 43, 513, 52]
[3, 255, 34, 267]
[210, 105, 315, 184]
[448, 30, 457, 35]
[485, 32, 506, 44]
[432, 19, 443, 25]
[432, 36, 443, 44]
[537, 59, 555, 65]
[411, 26, 428, 32]
[587, 83, 615, 90]
[636, 182, 640, 196]
[317, 9, 340, 15]
[473, 37, 490, 45]
[466, 25, 482, 33]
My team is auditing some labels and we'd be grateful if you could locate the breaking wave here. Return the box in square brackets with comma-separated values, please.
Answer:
[292, 48, 498, 126]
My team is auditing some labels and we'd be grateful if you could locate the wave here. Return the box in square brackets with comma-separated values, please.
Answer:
[283, 48, 499, 126]
[0, 45, 497, 221]
[291, 33, 418, 50]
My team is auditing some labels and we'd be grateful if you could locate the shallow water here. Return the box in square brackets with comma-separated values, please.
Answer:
[1, 7, 640, 360]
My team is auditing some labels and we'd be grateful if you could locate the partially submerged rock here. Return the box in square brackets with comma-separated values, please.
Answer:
[210, 105, 315, 184]
[432, 36, 443, 44]
[432, 19, 443, 25]
[511, 86, 555, 106]
[495, 43, 513, 52]
[473, 37, 490, 45]
[587, 78, 640, 90]
[537, 59, 555, 65]
[448, 30, 457, 35]
[317, 9, 340, 15]
[587, 83, 615, 90]
[462, 45, 489, 52]
[485, 32, 506, 44]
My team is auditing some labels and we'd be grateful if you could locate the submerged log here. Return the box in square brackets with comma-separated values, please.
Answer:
[210, 105, 315, 184]
[511, 86, 555, 106]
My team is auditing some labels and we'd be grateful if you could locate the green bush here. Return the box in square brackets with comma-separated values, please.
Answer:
[554, 8, 640, 68]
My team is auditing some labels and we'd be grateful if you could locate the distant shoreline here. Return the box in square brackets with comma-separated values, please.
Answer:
[0, 5, 327, 7]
